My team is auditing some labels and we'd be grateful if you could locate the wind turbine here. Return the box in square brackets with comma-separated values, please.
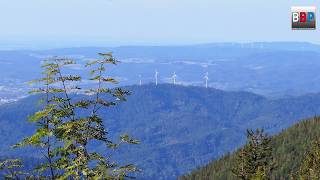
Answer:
[204, 72, 209, 88]
[172, 72, 177, 85]
[155, 70, 159, 86]
[139, 74, 142, 86]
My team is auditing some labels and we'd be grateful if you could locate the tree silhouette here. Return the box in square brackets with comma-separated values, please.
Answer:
[232, 129, 274, 180]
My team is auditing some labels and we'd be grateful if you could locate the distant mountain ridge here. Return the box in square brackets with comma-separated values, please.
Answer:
[2, 42, 320, 103]
[29, 42, 320, 61]
[2, 84, 320, 179]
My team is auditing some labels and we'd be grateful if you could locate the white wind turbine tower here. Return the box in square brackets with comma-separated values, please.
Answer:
[155, 70, 159, 86]
[172, 72, 177, 85]
[139, 74, 142, 86]
[204, 72, 209, 88]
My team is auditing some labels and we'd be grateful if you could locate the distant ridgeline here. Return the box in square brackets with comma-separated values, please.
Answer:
[2, 84, 320, 179]
[180, 117, 320, 179]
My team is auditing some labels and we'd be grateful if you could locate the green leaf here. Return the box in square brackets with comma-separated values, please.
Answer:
[28, 109, 52, 122]
[120, 134, 140, 144]
[90, 75, 101, 81]
[86, 60, 99, 67]
[98, 52, 113, 57]
[102, 77, 118, 84]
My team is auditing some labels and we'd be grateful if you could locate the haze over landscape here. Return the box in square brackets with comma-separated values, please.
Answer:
[1, 0, 320, 179]
[0, 0, 320, 49]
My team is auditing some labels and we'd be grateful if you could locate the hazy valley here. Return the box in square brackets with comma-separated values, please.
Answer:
[2, 42, 320, 104]
[2, 84, 320, 178]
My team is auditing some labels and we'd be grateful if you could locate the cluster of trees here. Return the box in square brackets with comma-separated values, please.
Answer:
[232, 129, 320, 180]
[0, 53, 139, 179]
[298, 140, 320, 179]
[2, 75, 320, 178]
[181, 117, 320, 180]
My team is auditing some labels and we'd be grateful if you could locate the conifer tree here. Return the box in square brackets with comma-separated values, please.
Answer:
[298, 140, 320, 179]
[232, 129, 274, 180]
[1, 53, 139, 179]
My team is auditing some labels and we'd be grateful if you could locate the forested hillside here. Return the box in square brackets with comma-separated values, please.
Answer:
[2, 84, 320, 178]
[181, 117, 320, 179]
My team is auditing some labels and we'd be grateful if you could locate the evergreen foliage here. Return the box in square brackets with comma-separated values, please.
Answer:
[181, 117, 320, 180]
[232, 129, 273, 180]
[298, 140, 320, 179]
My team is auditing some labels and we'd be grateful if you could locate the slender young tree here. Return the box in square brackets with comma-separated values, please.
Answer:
[4, 53, 139, 179]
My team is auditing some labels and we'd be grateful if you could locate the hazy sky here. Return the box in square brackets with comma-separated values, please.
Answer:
[0, 0, 319, 47]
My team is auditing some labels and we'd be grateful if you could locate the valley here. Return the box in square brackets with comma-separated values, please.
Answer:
[1, 42, 320, 104]
[1, 84, 320, 178]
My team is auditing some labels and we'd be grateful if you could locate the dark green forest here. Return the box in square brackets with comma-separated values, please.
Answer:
[2, 84, 320, 178]
[2, 53, 320, 179]
[181, 116, 320, 179]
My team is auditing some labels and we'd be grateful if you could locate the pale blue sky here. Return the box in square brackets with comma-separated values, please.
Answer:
[0, 0, 319, 48]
